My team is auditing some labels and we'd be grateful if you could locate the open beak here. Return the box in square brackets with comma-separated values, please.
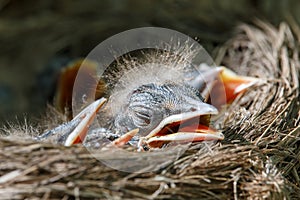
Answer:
[36, 98, 107, 146]
[61, 98, 107, 146]
[209, 67, 259, 108]
[140, 103, 224, 148]
[54, 97, 140, 147]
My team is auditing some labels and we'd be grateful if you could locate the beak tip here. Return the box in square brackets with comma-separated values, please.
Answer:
[63, 97, 107, 146]
[218, 132, 225, 140]
[205, 103, 219, 114]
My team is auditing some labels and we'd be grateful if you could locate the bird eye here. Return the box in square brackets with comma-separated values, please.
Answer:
[130, 106, 152, 127]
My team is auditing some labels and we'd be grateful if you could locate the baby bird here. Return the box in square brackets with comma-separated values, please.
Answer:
[38, 47, 258, 149]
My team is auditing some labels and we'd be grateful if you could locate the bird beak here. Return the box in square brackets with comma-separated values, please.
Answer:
[39, 97, 140, 148]
[65, 107, 141, 147]
[141, 103, 224, 148]
[209, 67, 259, 108]
[62, 98, 107, 146]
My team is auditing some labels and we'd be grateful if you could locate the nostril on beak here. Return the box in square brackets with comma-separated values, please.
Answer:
[190, 107, 197, 112]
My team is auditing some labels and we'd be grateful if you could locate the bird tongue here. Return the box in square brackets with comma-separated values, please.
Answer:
[178, 124, 215, 133]
[154, 117, 215, 136]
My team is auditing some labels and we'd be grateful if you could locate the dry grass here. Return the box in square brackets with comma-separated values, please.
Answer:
[216, 20, 300, 198]
[0, 139, 288, 200]
[0, 20, 299, 199]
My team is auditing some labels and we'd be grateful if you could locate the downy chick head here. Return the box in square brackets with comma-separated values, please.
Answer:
[114, 81, 216, 136]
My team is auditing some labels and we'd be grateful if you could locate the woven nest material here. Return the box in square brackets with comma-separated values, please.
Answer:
[1, 21, 300, 199]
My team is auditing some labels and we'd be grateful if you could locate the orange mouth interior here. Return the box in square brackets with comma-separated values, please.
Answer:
[151, 115, 214, 137]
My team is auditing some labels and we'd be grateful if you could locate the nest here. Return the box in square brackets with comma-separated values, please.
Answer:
[0, 21, 299, 199]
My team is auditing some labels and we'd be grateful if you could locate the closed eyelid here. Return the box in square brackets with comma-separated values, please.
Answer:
[132, 108, 152, 119]
[130, 105, 152, 125]
[134, 112, 151, 124]
[130, 104, 152, 113]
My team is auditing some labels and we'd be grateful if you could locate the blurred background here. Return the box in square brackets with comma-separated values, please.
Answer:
[0, 0, 299, 124]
